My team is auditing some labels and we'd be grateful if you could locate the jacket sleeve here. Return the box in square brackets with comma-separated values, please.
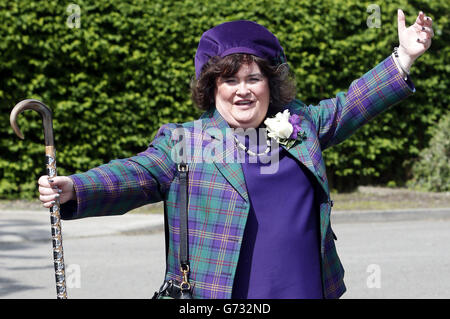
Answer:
[307, 55, 416, 150]
[60, 123, 178, 220]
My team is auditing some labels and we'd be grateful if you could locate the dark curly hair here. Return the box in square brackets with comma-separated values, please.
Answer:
[191, 54, 296, 116]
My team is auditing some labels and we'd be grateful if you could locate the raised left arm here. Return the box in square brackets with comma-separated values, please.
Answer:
[307, 10, 434, 150]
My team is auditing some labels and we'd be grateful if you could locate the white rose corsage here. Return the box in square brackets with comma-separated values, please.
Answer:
[264, 109, 306, 149]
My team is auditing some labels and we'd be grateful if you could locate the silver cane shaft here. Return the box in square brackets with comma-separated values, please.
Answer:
[46, 146, 67, 299]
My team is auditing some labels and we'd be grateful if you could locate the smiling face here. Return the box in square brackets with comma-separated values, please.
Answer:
[214, 61, 270, 129]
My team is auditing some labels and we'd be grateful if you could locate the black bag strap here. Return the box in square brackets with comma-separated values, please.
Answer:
[178, 161, 189, 269]
[154, 124, 192, 298]
[175, 124, 190, 276]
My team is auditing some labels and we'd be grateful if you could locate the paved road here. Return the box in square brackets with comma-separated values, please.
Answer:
[1, 209, 450, 298]
[332, 219, 450, 298]
[0, 232, 166, 298]
[0, 210, 165, 299]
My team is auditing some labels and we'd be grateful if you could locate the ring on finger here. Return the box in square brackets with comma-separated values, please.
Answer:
[421, 26, 435, 37]
[417, 38, 431, 45]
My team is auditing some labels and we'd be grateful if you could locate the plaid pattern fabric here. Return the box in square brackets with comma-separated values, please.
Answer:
[64, 55, 414, 298]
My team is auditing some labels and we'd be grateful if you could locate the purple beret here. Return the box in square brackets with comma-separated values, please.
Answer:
[194, 20, 286, 78]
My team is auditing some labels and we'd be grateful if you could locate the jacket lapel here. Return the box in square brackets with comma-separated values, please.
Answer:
[200, 108, 249, 202]
[282, 135, 328, 194]
[279, 103, 329, 197]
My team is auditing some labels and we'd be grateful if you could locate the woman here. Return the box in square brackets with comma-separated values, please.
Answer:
[38, 10, 433, 299]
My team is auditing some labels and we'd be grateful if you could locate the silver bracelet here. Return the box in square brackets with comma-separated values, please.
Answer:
[393, 47, 410, 80]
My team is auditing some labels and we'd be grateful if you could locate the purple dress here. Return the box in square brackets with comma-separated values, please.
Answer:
[231, 133, 323, 299]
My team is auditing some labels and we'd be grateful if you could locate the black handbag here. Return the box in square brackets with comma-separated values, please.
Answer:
[153, 126, 193, 299]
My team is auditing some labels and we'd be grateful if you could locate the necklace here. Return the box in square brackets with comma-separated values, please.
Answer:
[233, 135, 271, 156]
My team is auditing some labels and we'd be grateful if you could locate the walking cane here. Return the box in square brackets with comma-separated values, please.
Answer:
[10, 99, 68, 299]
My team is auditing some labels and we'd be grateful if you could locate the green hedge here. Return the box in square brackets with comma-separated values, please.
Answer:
[1, 0, 448, 198]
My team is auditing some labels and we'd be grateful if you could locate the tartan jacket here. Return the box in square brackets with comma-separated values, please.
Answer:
[62, 55, 415, 299]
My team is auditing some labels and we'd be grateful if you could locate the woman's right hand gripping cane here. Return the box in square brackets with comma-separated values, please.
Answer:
[38, 176, 76, 208]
